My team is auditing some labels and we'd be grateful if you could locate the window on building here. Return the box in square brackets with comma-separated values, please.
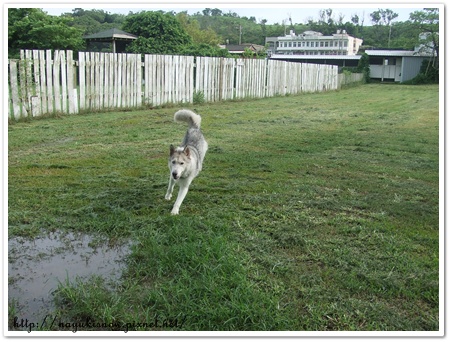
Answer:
[371, 57, 384, 65]
[385, 58, 397, 65]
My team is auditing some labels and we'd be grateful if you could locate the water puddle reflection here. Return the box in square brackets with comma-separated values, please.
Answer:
[8, 230, 131, 325]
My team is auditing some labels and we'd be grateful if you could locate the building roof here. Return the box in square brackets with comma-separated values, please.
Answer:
[365, 50, 428, 57]
[270, 54, 361, 60]
[225, 44, 265, 54]
[83, 28, 138, 41]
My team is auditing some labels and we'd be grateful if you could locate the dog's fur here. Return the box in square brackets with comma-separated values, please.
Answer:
[165, 109, 208, 215]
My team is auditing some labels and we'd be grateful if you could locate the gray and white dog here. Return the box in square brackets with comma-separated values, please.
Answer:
[165, 109, 208, 215]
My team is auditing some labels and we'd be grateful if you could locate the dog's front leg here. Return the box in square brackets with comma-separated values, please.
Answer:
[165, 176, 176, 200]
[171, 179, 192, 215]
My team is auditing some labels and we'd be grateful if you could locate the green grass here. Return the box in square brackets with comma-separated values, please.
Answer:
[8, 84, 440, 331]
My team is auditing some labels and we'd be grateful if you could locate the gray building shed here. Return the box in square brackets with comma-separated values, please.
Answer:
[365, 50, 431, 82]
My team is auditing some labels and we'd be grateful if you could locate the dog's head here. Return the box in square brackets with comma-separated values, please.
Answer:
[169, 145, 191, 180]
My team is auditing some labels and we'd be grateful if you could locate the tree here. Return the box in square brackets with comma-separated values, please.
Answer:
[409, 8, 439, 61]
[316, 8, 336, 35]
[176, 12, 222, 45]
[370, 10, 382, 25]
[211, 8, 223, 16]
[408, 8, 439, 83]
[8, 8, 84, 58]
[122, 11, 192, 54]
[369, 9, 399, 47]
[67, 8, 126, 35]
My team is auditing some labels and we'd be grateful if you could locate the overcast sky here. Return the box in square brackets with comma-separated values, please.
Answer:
[35, 3, 429, 25]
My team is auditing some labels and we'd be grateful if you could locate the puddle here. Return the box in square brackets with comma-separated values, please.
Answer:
[8, 230, 131, 326]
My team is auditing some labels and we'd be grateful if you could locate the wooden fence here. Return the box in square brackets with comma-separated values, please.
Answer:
[337, 72, 365, 88]
[7, 49, 363, 120]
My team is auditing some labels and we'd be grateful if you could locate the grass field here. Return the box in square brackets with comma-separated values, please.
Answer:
[8, 84, 440, 332]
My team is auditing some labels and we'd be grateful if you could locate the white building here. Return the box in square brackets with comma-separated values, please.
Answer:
[265, 30, 363, 56]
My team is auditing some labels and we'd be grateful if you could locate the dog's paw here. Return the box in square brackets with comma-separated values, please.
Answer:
[170, 208, 179, 215]
[165, 193, 172, 200]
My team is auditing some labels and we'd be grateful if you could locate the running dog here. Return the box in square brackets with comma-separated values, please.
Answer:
[165, 109, 208, 215]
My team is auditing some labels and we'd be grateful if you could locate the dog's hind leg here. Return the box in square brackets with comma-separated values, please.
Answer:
[165, 176, 176, 200]
[170, 179, 192, 215]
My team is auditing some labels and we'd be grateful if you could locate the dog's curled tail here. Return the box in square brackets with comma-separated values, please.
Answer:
[174, 109, 201, 129]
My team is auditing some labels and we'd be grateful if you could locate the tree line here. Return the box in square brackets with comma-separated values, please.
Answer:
[8, 7, 438, 61]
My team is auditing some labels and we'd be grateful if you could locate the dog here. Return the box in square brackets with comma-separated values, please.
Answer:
[165, 109, 208, 215]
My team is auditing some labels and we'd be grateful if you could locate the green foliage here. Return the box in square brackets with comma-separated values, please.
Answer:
[123, 11, 192, 54]
[356, 52, 370, 83]
[242, 47, 255, 58]
[177, 12, 221, 45]
[65, 8, 126, 35]
[193, 91, 205, 104]
[121, 11, 231, 57]
[179, 44, 231, 57]
[192, 12, 270, 46]
[8, 8, 84, 58]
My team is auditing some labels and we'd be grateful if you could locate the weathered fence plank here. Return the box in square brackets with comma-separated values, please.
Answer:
[78, 52, 86, 110]
[39, 50, 48, 114]
[46, 50, 54, 113]
[19, 51, 29, 116]
[31, 50, 41, 117]
[52, 51, 61, 113]
[67, 50, 76, 114]
[60, 50, 68, 113]
[8, 60, 22, 119]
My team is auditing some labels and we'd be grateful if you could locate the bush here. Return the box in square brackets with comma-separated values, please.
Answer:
[193, 91, 205, 104]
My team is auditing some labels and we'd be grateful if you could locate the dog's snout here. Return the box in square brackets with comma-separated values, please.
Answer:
[172, 172, 178, 179]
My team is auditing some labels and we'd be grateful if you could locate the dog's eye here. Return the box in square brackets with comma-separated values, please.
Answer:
[180, 162, 184, 165]
[172, 161, 176, 164]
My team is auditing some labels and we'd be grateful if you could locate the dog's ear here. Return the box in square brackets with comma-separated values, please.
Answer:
[184, 146, 190, 157]
[170, 145, 175, 156]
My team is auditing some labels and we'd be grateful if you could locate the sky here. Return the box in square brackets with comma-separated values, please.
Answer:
[32, 2, 432, 26]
